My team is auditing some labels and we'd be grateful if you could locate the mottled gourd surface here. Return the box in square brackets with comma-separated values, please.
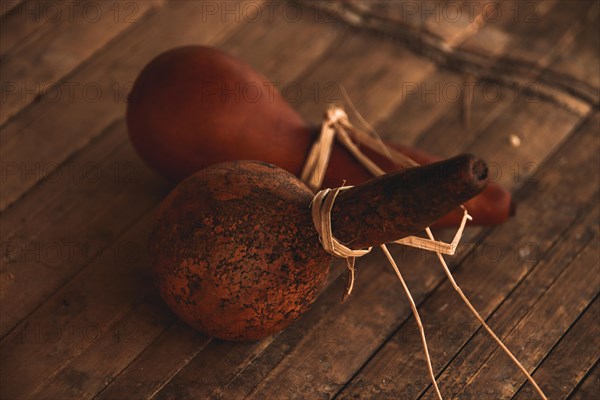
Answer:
[150, 161, 331, 341]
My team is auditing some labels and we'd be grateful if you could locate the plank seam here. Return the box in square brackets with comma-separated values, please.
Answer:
[0, 2, 164, 131]
[512, 293, 600, 400]
[0, 190, 154, 342]
[408, 110, 600, 398]
[295, 1, 599, 113]
[421, 194, 599, 400]
[565, 356, 600, 400]
[90, 319, 177, 399]
[145, 338, 214, 400]
[0, 2, 252, 212]
[332, 110, 598, 399]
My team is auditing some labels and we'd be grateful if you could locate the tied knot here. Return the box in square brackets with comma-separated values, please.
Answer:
[299, 100, 547, 400]
[324, 106, 349, 127]
[310, 186, 371, 299]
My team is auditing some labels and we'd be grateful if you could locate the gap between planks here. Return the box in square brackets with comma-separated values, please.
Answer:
[333, 111, 599, 400]
[512, 292, 600, 399]
[1, 2, 596, 396]
[423, 197, 600, 400]
[297, 0, 599, 113]
[0, 0, 258, 212]
[0, 0, 166, 126]
[568, 357, 600, 399]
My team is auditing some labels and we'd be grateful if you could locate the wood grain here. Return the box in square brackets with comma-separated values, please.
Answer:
[0, 121, 170, 339]
[1, 0, 598, 398]
[302, 0, 598, 113]
[1, 0, 63, 55]
[94, 321, 211, 400]
[541, 4, 600, 102]
[1, 214, 155, 399]
[570, 361, 600, 400]
[0, 0, 22, 17]
[0, 0, 252, 212]
[512, 295, 600, 400]
[0, 0, 164, 126]
[433, 202, 600, 399]
[336, 113, 599, 399]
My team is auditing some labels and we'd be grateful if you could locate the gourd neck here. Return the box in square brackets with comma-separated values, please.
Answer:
[329, 154, 488, 249]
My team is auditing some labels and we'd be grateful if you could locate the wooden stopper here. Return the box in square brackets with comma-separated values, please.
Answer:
[331, 154, 488, 249]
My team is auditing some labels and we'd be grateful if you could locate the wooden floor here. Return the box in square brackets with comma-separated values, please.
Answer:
[1, 1, 599, 399]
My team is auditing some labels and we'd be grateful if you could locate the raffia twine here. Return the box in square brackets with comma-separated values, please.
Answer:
[301, 101, 548, 400]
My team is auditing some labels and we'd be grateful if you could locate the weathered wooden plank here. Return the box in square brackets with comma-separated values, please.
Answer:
[456, 0, 597, 111]
[512, 296, 600, 400]
[570, 361, 600, 400]
[94, 321, 210, 400]
[458, 237, 599, 399]
[0, 0, 163, 126]
[418, 200, 599, 399]
[221, 4, 341, 83]
[476, 0, 579, 72]
[149, 338, 280, 400]
[0, 0, 252, 212]
[336, 112, 598, 399]
[494, 1, 594, 67]
[406, 77, 513, 157]
[0, 215, 155, 399]
[1, 0, 61, 54]
[346, 0, 510, 45]
[0, 0, 22, 17]
[31, 296, 175, 400]
[292, 32, 435, 124]
[375, 71, 465, 143]
[465, 102, 583, 189]
[0, 121, 171, 339]
[541, 4, 600, 102]
[341, 47, 436, 128]
[416, 94, 582, 191]
[304, 1, 596, 113]
[310, 0, 518, 53]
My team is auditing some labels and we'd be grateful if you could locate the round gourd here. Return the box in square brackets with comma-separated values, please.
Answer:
[150, 155, 487, 341]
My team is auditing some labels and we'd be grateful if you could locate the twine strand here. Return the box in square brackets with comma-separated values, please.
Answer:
[381, 244, 443, 400]
[311, 186, 372, 300]
[424, 228, 548, 400]
[304, 103, 548, 400]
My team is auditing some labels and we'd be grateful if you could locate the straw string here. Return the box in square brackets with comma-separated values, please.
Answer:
[304, 103, 547, 400]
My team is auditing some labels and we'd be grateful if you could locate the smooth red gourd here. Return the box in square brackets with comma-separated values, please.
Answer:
[128, 46, 513, 227]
